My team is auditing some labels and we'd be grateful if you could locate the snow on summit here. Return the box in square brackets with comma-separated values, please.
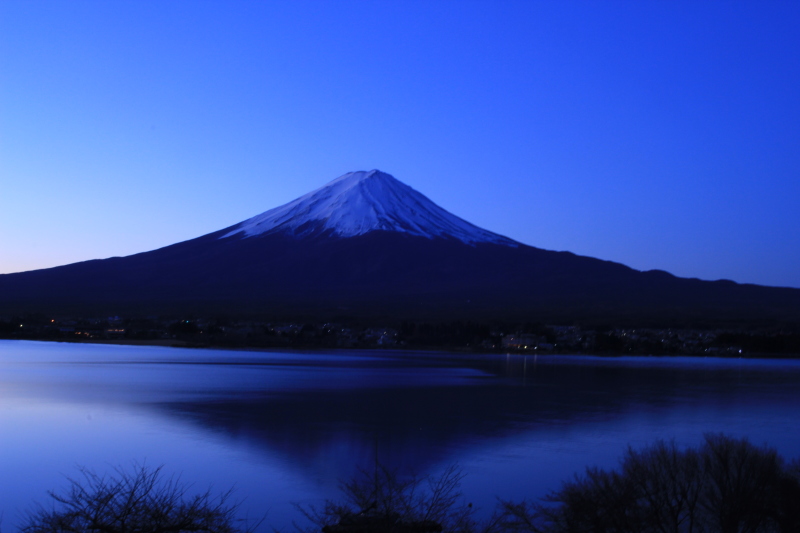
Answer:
[221, 170, 518, 246]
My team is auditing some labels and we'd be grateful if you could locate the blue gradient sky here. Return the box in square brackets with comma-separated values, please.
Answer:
[2, 1, 799, 287]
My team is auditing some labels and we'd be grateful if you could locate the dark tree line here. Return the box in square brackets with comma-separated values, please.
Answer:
[714, 333, 800, 356]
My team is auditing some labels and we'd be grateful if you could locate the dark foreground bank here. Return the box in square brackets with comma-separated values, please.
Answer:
[17, 435, 800, 533]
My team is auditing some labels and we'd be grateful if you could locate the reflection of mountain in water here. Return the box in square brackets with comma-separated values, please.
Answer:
[5, 343, 800, 533]
[159, 355, 799, 479]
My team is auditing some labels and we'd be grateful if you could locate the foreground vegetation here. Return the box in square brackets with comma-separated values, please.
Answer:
[497, 434, 800, 533]
[19, 466, 251, 533]
[14, 435, 800, 533]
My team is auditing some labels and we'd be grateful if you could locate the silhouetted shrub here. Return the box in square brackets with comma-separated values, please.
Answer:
[295, 464, 481, 533]
[496, 434, 800, 533]
[21, 465, 253, 533]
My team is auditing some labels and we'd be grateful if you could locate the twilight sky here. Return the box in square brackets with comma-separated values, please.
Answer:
[2, 1, 799, 288]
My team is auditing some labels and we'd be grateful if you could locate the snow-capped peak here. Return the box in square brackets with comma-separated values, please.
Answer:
[220, 170, 518, 246]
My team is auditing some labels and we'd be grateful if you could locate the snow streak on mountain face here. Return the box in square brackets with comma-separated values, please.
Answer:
[221, 170, 518, 246]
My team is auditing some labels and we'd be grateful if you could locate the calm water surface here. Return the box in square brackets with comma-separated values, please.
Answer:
[2, 340, 799, 529]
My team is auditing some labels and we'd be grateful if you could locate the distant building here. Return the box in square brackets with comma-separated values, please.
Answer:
[502, 334, 544, 350]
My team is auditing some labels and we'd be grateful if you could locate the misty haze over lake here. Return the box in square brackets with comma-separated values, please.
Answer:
[2, 341, 800, 530]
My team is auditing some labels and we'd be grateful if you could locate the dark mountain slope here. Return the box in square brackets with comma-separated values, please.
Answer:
[2, 170, 799, 326]
[2, 229, 799, 326]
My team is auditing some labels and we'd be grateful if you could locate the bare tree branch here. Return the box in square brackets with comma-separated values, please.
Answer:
[21, 464, 258, 533]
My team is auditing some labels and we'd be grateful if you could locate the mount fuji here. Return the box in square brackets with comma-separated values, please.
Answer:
[220, 170, 517, 246]
[2, 170, 799, 325]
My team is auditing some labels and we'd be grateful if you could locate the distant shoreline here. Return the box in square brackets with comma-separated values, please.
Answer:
[6, 335, 800, 360]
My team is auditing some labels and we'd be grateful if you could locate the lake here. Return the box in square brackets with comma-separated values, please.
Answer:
[2, 340, 800, 530]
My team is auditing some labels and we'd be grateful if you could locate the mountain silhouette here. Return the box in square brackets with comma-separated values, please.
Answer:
[2, 170, 799, 326]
